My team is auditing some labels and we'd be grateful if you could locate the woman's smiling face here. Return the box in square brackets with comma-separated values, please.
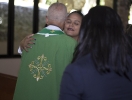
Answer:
[64, 12, 82, 40]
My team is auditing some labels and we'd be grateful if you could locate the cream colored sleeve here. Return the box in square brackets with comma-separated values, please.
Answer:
[18, 46, 22, 55]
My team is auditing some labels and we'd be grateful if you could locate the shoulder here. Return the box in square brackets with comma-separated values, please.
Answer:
[71, 54, 94, 67]
[33, 33, 76, 43]
[65, 54, 95, 74]
[59, 34, 77, 44]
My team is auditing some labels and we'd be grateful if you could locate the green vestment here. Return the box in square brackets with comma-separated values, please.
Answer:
[13, 28, 77, 100]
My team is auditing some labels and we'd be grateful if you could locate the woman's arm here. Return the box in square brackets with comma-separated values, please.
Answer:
[18, 34, 35, 54]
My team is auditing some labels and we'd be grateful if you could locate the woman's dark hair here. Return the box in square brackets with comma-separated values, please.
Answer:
[68, 10, 84, 18]
[72, 6, 131, 77]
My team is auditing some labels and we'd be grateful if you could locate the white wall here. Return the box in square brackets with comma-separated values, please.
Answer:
[0, 58, 21, 77]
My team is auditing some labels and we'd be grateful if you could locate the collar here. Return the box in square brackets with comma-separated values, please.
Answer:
[45, 25, 62, 31]
[37, 25, 64, 37]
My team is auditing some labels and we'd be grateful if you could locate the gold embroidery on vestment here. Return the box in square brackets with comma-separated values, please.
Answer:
[29, 54, 52, 81]
[50, 30, 55, 33]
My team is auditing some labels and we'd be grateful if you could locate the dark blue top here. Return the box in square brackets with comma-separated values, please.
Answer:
[59, 54, 132, 100]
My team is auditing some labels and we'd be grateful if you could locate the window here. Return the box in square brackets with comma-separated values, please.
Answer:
[0, 0, 8, 55]
[14, 0, 34, 54]
[0, 0, 118, 58]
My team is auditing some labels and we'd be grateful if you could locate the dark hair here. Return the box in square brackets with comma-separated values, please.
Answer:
[72, 6, 131, 76]
[68, 11, 84, 18]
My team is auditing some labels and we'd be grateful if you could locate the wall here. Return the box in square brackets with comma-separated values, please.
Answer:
[0, 58, 21, 77]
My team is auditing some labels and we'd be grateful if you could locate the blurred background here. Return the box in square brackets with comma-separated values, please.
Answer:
[0, 0, 132, 99]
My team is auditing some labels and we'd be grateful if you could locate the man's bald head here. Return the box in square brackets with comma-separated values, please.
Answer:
[46, 3, 67, 26]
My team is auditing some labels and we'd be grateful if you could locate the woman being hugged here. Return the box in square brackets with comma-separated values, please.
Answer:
[59, 6, 132, 100]
[18, 11, 83, 52]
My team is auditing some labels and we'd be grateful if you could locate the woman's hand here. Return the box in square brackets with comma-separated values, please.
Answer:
[20, 34, 35, 52]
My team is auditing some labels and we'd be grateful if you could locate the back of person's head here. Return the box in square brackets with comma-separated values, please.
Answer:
[72, 6, 131, 78]
[46, 3, 67, 28]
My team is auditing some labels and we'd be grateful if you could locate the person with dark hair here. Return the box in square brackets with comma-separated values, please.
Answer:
[59, 6, 132, 100]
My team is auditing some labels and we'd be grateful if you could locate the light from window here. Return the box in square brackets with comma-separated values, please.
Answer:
[128, 5, 132, 24]
[100, 0, 105, 5]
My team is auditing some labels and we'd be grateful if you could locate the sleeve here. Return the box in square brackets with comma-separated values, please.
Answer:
[59, 64, 83, 100]
[18, 46, 22, 55]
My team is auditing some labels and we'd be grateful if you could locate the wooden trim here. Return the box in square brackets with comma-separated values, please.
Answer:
[0, 73, 17, 80]
[0, 54, 21, 58]
[33, 0, 39, 33]
[0, 73, 17, 100]
[7, 0, 15, 56]
[113, 0, 117, 12]
[96, 0, 100, 6]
